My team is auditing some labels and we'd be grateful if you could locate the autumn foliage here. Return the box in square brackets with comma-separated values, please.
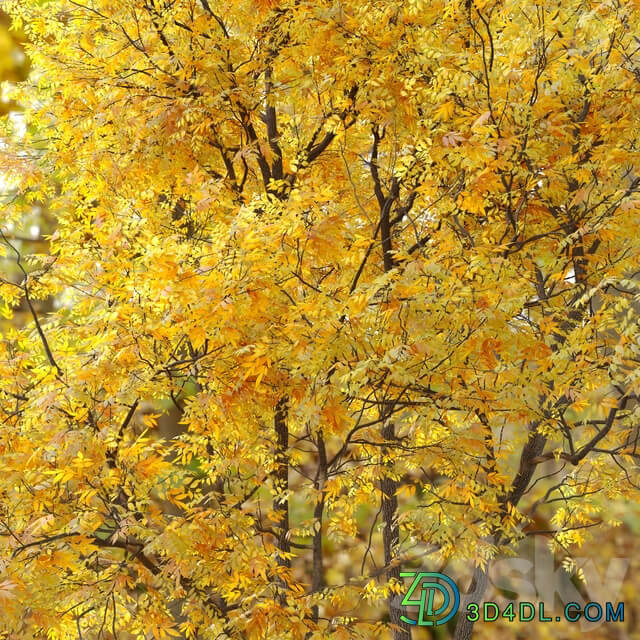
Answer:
[1, 1, 640, 639]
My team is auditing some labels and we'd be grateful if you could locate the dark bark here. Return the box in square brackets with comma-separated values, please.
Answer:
[381, 422, 411, 640]
[453, 421, 546, 640]
[452, 564, 490, 640]
[273, 396, 290, 601]
[311, 431, 327, 625]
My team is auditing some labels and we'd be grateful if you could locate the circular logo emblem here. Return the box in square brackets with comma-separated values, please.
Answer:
[400, 571, 460, 626]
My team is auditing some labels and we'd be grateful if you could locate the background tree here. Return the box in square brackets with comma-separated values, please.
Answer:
[0, 7, 44, 330]
[1, 1, 640, 639]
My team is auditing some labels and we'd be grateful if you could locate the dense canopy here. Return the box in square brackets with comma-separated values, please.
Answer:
[1, 1, 640, 639]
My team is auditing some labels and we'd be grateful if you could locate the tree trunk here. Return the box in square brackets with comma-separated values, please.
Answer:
[452, 564, 490, 640]
[311, 431, 327, 624]
[274, 397, 290, 602]
[381, 422, 411, 640]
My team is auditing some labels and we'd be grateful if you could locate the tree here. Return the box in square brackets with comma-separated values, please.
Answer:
[1, 1, 640, 639]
